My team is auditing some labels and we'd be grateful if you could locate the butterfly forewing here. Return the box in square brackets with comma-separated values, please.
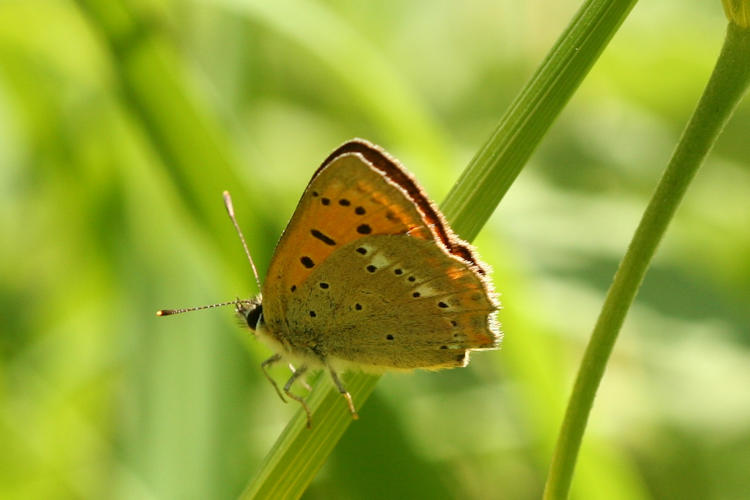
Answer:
[263, 152, 435, 338]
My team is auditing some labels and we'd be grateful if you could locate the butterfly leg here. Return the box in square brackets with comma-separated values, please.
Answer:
[289, 363, 312, 391]
[283, 365, 313, 428]
[261, 354, 286, 403]
[327, 366, 359, 420]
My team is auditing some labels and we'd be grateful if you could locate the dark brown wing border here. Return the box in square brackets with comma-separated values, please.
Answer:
[316, 138, 487, 275]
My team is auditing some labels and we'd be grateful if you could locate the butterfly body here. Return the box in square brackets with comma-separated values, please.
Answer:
[237, 139, 501, 425]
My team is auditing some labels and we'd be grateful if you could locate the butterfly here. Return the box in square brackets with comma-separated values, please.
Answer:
[160, 139, 501, 427]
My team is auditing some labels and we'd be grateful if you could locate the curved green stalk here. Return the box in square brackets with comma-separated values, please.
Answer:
[544, 20, 750, 500]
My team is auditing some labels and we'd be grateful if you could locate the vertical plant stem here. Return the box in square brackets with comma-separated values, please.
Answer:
[544, 21, 750, 500]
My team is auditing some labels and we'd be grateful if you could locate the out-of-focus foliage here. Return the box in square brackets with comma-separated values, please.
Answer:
[1, 1, 748, 499]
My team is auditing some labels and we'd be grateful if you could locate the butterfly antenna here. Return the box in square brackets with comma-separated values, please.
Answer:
[156, 299, 250, 317]
[222, 190, 262, 291]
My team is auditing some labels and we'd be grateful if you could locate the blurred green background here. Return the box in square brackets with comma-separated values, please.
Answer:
[2, 0, 749, 499]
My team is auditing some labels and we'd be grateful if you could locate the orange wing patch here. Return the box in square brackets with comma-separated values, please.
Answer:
[318, 140, 489, 275]
[262, 152, 435, 330]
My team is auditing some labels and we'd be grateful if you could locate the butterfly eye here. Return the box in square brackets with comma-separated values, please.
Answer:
[244, 304, 263, 331]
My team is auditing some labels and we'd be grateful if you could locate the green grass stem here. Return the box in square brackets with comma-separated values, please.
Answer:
[543, 20, 750, 500]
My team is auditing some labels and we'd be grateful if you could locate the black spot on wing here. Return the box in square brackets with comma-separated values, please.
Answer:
[311, 229, 336, 246]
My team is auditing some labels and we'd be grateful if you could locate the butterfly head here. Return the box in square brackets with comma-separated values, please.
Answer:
[236, 296, 263, 331]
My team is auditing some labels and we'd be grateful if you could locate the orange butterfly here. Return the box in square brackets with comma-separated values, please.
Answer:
[160, 139, 501, 427]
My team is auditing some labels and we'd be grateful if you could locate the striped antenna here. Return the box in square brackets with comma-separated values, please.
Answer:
[156, 299, 252, 317]
[223, 190, 262, 291]
[156, 192, 260, 318]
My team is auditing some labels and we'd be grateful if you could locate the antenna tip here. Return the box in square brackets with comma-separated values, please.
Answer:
[223, 191, 235, 217]
[156, 309, 172, 317]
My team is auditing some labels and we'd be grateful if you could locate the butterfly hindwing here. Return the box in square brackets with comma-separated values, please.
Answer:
[286, 235, 499, 370]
